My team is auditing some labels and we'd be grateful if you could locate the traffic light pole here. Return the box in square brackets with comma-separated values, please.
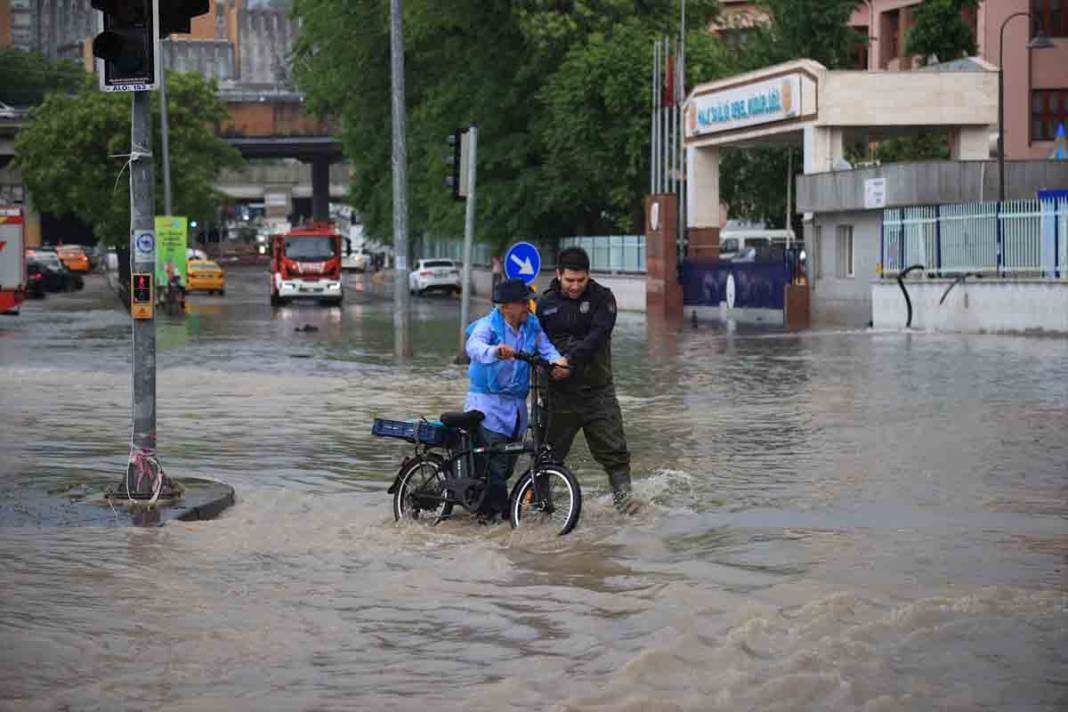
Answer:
[456, 125, 478, 364]
[122, 89, 177, 500]
[159, 40, 172, 216]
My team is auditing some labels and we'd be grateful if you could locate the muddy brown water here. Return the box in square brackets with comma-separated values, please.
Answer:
[1, 268, 1065, 710]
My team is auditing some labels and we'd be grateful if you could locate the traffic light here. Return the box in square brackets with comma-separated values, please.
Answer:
[160, 0, 210, 38]
[91, 0, 159, 92]
[445, 128, 471, 200]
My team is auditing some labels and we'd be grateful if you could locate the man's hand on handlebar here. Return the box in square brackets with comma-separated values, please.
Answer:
[496, 344, 517, 360]
[551, 357, 571, 380]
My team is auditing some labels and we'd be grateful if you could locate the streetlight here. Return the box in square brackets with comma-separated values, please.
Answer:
[998, 12, 1054, 203]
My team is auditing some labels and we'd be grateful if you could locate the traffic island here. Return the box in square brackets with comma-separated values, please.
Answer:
[100, 477, 236, 527]
[0, 478, 236, 528]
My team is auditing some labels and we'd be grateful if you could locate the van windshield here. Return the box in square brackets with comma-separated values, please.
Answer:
[285, 236, 336, 261]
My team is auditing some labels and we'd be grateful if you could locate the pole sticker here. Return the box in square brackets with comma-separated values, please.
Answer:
[135, 231, 155, 254]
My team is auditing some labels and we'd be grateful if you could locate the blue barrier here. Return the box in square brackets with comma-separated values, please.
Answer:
[680, 260, 793, 310]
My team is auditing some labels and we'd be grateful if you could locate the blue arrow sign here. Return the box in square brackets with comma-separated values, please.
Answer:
[504, 241, 541, 284]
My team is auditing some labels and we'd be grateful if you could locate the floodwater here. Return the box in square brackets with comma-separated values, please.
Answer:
[1, 267, 1065, 711]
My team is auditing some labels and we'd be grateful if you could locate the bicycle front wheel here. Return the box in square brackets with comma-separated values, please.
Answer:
[509, 464, 582, 536]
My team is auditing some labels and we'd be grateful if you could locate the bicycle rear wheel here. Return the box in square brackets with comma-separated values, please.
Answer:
[509, 464, 581, 536]
[393, 455, 452, 522]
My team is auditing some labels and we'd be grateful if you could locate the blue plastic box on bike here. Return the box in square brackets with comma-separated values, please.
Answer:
[371, 352, 582, 536]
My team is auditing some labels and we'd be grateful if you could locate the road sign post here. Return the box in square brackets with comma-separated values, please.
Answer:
[455, 125, 478, 364]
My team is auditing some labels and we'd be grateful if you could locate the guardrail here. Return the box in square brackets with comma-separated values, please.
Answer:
[882, 198, 1068, 278]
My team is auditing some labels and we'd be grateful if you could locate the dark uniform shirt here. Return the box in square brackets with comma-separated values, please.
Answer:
[536, 277, 617, 392]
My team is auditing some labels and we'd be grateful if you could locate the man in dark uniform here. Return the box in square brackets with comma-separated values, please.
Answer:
[536, 247, 638, 514]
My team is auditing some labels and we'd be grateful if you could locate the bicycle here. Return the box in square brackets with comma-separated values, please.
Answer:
[373, 351, 582, 536]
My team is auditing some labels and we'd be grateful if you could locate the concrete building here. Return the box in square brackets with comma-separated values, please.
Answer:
[715, 1, 1068, 161]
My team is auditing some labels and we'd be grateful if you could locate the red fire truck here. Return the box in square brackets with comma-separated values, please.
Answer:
[0, 207, 27, 316]
[269, 222, 343, 306]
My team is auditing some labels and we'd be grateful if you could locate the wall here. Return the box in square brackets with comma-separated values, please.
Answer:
[980, 0, 1068, 160]
[872, 279, 1068, 333]
[796, 161, 1068, 212]
[807, 209, 881, 326]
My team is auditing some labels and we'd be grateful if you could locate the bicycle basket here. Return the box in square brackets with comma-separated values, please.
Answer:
[371, 418, 452, 447]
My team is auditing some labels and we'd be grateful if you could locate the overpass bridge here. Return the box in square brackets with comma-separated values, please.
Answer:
[0, 91, 351, 243]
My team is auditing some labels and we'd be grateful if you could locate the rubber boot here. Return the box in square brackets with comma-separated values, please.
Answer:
[608, 470, 639, 515]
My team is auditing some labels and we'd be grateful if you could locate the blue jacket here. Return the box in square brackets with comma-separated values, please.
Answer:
[466, 309, 542, 398]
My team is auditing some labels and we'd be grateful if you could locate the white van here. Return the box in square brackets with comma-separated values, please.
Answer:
[719, 229, 795, 261]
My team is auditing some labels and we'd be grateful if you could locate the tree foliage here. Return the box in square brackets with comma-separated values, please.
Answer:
[906, 0, 979, 66]
[292, 0, 724, 251]
[0, 48, 85, 107]
[747, 0, 865, 69]
[15, 72, 242, 245]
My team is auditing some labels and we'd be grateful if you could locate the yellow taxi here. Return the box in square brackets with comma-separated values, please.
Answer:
[56, 245, 91, 272]
[186, 259, 225, 295]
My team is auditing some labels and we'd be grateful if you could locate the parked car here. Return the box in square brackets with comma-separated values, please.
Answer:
[56, 245, 91, 273]
[24, 262, 47, 299]
[408, 258, 461, 296]
[26, 251, 83, 292]
[186, 259, 225, 295]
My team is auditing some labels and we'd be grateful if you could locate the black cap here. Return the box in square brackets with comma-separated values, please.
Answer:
[493, 277, 531, 304]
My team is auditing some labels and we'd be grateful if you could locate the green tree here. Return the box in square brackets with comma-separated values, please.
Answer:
[15, 72, 242, 245]
[906, 0, 978, 66]
[292, 0, 724, 252]
[0, 48, 85, 107]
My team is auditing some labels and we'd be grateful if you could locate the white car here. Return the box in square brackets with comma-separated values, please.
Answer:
[409, 258, 461, 295]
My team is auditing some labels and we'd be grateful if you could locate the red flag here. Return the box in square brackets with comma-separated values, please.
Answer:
[662, 50, 675, 108]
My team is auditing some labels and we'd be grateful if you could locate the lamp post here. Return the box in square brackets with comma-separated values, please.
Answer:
[998, 12, 1054, 203]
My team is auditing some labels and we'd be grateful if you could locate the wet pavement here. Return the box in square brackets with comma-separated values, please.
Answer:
[1, 267, 1066, 710]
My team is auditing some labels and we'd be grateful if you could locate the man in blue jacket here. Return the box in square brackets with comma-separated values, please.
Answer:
[465, 277, 569, 520]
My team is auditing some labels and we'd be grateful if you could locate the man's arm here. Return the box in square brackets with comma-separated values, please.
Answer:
[465, 320, 501, 364]
[563, 290, 617, 365]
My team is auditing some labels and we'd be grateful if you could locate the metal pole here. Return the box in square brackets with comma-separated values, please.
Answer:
[123, 90, 175, 497]
[390, 0, 411, 359]
[160, 40, 172, 216]
[653, 40, 660, 193]
[650, 41, 656, 194]
[785, 147, 792, 232]
[456, 125, 478, 363]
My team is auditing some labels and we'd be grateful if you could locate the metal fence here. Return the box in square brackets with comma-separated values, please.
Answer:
[882, 199, 1068, 277]
[558, 235, 646, 273]
[419, 239, 491, 267]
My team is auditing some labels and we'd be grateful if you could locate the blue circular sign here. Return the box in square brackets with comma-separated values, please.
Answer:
[135, 232, 154, 254]
[504, 242, 541, 284]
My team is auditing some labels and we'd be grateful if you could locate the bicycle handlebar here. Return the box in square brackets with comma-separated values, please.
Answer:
[513, 351, 571, 369]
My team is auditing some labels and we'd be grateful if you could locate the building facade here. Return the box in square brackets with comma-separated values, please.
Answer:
[715, 0, 1068, 161]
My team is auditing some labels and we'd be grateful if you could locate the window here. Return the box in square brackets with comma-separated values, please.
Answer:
[1032, 90, 1068, 141]
[811, 225, 822, 279]
[1033, 0, 1068, 37]
[835, 225, 854, 278]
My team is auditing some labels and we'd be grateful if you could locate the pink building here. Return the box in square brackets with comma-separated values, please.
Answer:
[717, 0, 1068, 160]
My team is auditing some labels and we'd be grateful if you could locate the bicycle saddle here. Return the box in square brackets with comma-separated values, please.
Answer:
[439, 410, 485, 429]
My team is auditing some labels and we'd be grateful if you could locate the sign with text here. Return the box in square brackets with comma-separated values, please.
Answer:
[154, 216, 188, 288]
[687, 74, 802, 137]
[864, 178, 887, 209]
